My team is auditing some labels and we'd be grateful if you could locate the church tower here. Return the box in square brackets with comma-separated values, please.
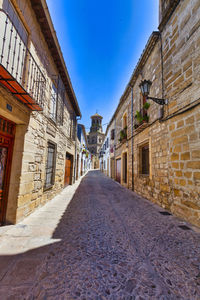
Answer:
[87, 113, 105, 155]
[90, 113, 103, 133]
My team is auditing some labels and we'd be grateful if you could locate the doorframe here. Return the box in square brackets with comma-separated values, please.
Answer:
[0, 116, 16, 225]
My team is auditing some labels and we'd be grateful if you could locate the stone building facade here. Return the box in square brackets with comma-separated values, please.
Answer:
[103, 0, 200, 227]
[0, 0, 81, 225]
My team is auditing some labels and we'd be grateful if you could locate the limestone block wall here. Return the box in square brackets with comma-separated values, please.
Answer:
[162, 0, 200, 114]
[168, 106, 200, 226]
[15, 104, 75, 223]
[132, 121, 169, 206]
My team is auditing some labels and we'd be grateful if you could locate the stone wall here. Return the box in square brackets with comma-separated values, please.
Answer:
[111, 0, 200, 227]
[168, 106, 200, 226]
[0, 0, 78, 224]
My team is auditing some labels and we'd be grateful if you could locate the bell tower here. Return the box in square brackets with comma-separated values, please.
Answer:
[90, 113, 103, 133]
[87, 113, 105, 156]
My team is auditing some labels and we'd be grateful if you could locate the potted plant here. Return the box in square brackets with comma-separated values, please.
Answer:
[143, 115, 149, 122]
[143, 102, 150, 110]
[119, 128, 127, 143]
[135, 111, 143, 123]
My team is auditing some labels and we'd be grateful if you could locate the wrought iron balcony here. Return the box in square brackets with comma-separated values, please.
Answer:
[0, 10, 46, 111]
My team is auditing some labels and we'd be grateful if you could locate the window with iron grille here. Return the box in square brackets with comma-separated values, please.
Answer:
[70, 112, 76, 140]
[49, 77, 64, 125]
[111, 129, 115, 140]
[50, 84, 57, 122]
[139, 144, 149, 175]
[2, 0, 28, 44]
[44, 142, 56, 189]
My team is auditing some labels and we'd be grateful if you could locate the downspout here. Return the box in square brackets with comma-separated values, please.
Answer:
[130, 85, 134, 191]
[159, 31, 165, 119]
[74, 116, 81, 182]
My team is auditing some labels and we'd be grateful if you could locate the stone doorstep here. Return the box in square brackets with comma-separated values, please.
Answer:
[0, 172, 88, 255]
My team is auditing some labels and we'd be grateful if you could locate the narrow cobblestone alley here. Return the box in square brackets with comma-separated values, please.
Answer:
[0, 170, 200, 300]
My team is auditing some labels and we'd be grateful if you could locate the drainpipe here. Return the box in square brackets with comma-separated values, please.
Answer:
[159, 32, 165, 119]
[74, 116, 81, 182]
[130, 85, 134, 191]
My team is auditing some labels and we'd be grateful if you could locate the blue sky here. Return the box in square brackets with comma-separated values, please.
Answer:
[46, 0, 159, 131]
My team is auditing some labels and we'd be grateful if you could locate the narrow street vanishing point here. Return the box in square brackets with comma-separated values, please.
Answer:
[0, 171, 199, 300]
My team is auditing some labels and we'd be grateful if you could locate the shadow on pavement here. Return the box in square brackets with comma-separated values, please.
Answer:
[0, 170, 199, 299]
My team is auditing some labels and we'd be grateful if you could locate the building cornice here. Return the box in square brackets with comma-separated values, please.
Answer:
[30, 0, 81, 117]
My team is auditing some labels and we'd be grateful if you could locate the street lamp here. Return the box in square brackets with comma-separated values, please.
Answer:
[139, 80, 168, 105]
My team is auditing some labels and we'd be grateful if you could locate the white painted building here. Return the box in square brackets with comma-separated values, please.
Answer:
[77, 124, 92, 179]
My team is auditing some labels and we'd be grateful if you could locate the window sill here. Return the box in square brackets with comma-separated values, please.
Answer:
[139, 174, 149, 178]
[47, 116, 57, 126]
[43, 184, 54, 192]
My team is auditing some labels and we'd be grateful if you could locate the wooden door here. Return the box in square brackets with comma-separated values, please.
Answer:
[0, 116, 15, 225]
[123, 152, 127, 183]
[81, 159, 83, 176]
[64, 154, 72, 186]
[116, 158, 121, 183]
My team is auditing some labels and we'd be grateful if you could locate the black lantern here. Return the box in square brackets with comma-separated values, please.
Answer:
[139, 79, 168, 105]
[139, 80, 152, 97]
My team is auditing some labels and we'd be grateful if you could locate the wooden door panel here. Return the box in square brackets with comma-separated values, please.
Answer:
[64, 155, 72, 186]
[0, 116, 15, 225]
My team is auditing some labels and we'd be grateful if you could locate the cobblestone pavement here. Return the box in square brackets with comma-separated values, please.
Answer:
[0, 170, 200, 300]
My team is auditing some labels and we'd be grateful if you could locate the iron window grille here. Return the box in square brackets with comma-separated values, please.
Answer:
[44, 142, 56, 189]
[0, 8, 46, 110]
[140, 144, 149, 175]
[49, 76, 64, 125]
[70, 112, 76, 141]
[111, 129, 115, 140]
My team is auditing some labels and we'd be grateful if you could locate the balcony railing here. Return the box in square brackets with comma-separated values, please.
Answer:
[0, 10, 46, 111]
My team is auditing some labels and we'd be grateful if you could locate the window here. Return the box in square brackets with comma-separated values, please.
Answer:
[111, 129, 115, 140]
[50, 78, 64, 125]
[70, 112, 76, 140]
[107, 138, 109, 148]
[140, 144, 149, 175]
[1, 0, 28, 84]
[123, 113, 127, 129]
[50, 84, 57, 121]
[3, 0, 28, 44]
[45, 142, 56, 188]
